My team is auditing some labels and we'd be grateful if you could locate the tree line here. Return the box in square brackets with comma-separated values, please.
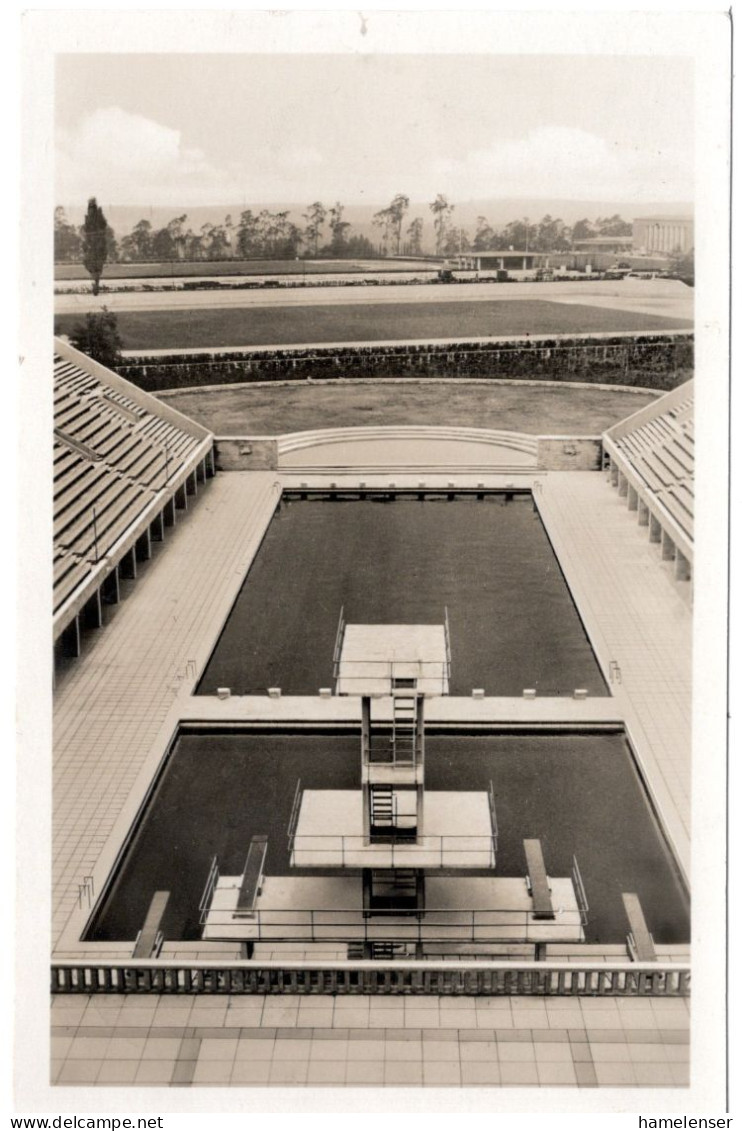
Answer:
[55, 195, 635, 266]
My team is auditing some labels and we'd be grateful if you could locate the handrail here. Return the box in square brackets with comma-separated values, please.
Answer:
[331, 605, 345, 678]
[444, 605, 452, 674]
[51, 959, 691, 998]
[572, 855, 590, 928]
[286, 778, 302, 846]
[488, 781, 499, 854]
[198, 856, 220, 916]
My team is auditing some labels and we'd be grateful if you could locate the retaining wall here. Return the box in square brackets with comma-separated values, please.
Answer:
[116, 333, 693, 393]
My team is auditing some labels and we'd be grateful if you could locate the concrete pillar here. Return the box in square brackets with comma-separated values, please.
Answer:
[164, 496, 177, 528]
[206, 448, 216, 477]
[101, 565, 120, 605]
[82, 589, 103, 630]
[60, 616, 81, 658]
[649, 512, 662, 543]
[151, 511, 165, 542]
[627, 485, 638, 511]
[119, 546, 137, 580]
[637, 498, 650, 526]
[661, 529, 676, 561]
[175, 482, 188, 511]
[618, 473, 628, 498]
[135, 528, 152, 562]
[675, 549, 692, 581]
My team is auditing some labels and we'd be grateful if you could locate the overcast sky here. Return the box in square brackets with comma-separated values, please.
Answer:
[55, 53, 694, 208]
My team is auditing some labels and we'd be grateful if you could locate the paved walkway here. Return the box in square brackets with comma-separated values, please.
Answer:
[51, 993, 689, 1089]
[537, 472, 692, 874]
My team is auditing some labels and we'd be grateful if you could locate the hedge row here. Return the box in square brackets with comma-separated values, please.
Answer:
[116, 333, 694, 393]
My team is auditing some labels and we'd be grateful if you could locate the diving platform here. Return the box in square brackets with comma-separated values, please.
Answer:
[335, 623, 450, 696]
[289, 788, 496, 869]
[198, 618, 591, 956]
[200, 874, 585, 945]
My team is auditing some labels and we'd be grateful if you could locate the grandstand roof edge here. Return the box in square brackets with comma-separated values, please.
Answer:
[54, 336, 213, 444]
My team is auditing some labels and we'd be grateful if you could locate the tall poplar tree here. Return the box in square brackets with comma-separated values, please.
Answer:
[82, 197, 109, 295]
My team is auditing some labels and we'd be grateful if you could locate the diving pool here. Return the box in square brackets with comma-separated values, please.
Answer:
[86, 727, 688, 946]
[197, 495, 609, 698]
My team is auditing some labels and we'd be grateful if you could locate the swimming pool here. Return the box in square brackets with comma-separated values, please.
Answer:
[85, 726, 688, 946]
[197, 494, 609, 698]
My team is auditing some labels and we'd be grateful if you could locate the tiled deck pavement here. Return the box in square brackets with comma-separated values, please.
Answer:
[50, 464, 692, 1090]
[51, 993, 689, 1088]
[536, 471, 692, 873]
[53, 472, 279, 947]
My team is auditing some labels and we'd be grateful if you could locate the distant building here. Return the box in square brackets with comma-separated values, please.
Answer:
[571, 236, 634, 257]
[632, 216, 694, 256]
[456, 251, 551, 277]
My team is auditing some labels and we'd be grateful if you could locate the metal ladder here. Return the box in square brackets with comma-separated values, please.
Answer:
[370, 784, 395, 828]
[392, 692, 418, 764]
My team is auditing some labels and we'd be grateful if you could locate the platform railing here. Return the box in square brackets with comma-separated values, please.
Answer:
[335, 659, 450, 695]
[51, 959, 690, 997]
[198, 904, 586, 941]
[288, 832, 497, 869]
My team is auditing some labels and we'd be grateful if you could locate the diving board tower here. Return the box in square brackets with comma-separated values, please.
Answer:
[335, 615, 453, 896]
[292, 615, 495, 921]
[200, 618, 588, 958]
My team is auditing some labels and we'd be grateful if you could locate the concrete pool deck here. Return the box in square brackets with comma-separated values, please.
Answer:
[50, 465, 693, 1091]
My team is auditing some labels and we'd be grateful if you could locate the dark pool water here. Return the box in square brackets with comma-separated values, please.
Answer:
[197, 496, 608, 697]
[86, 730, 688, 946]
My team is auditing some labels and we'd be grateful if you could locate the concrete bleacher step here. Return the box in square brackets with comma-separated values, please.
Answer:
[56, 476, 148, 554]
[632, 450, 668, 481]
[98, 386, 145, 415]
[54, 550, 95, 612]
[55, 462, 109, 509]
[652, 445, 689, 482]
[54, 466, 125, 532]
[665, 438, 694, 473]
[666, 485, 694, 520]
[53, 350, 212, 619]
[647, 448, 685, 485]
[77, 486, 157, 563]
[69, 415, 127, 454]
[120, 450, 168, 488]
[55, 400, 102, 435]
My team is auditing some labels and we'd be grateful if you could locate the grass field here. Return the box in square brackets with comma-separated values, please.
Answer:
[54, 258, 426, 281]
[55, 299, 692, 350]
[158, 379, 658, 435]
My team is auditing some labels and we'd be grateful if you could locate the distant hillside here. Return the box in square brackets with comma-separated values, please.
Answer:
[58, 197, 694, 243]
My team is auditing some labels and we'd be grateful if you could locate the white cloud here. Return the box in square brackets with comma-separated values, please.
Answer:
[56, 112, 692, 209]
[276, 146, 323, 172]
[427, 127, 692, 204]
[56, 107, 242, 206]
